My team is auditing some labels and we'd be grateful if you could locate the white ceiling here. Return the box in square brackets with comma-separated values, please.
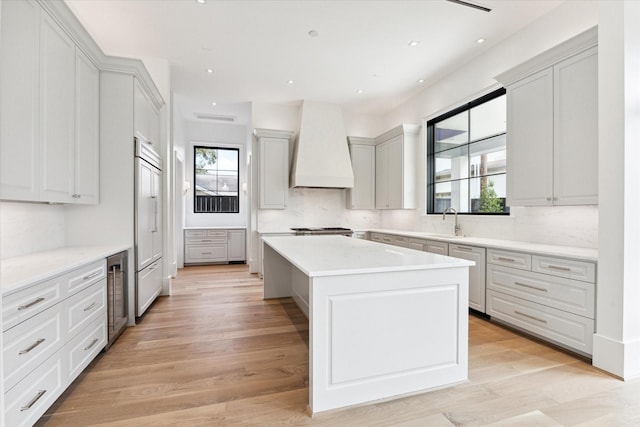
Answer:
[65, 0, 563, 118]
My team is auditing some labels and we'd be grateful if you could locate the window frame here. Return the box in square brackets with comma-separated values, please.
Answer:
[193, 145, 240, 214]
[426, 87, 508, 215]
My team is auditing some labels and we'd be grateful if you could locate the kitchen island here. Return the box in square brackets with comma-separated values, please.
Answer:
[261, 235, 474, 414]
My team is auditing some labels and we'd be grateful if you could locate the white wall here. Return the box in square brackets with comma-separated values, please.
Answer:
[183, 120, 249, 228]
[593, 0, 640, 379]
[377, 0, 599, 249]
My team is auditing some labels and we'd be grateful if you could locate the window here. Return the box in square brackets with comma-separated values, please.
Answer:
[193, 146, 239, 213]
[427, 88, 508, 214]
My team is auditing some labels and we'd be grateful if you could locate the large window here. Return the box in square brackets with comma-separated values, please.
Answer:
[194, 146, 239, 213]
[427, 88, 508, 214]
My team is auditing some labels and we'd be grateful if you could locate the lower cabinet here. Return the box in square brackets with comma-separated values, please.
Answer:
[486, 248, 596, 356]
[449, 244, 486, 313]
[184, 229, 246, 265]
[2, 259, 108, 427]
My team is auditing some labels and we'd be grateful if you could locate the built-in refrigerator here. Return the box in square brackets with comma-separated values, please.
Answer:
[134, 138, 163, 317]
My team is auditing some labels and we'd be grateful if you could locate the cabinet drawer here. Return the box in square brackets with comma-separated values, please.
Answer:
[3, 304, 65, 392]
[424, 240, 449, 256]
[487, 290, 594, 356]
[392, 236, 409, 248]
[370, 233, 384, 243]
[185, 245, 227, 262]
[66, 279, 107, 338]
[4, 350, 65, 427]
[185, 229, 208, 238]
[67, 316, 107, 382]
[3, 277, 63, 332]
[532, 255, 596, 283]
[379, 235, 394, 245]
[487, 264, 594, 318]
[408, 238, 425, 251]
[487, 249, 532, 270]
[66, 259, 106, 295]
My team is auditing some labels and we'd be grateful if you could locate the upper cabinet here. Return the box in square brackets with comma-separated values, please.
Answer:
[134, 80, 160, 153]
[375, 124, 420, 209]
[497, 28, 598, 207]
[1, 0, 99, 204]
[254, 129, 292, 210]
[347, 137, 376, 210]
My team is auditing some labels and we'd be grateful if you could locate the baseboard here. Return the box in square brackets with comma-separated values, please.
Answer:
[593, 333, 640, 379]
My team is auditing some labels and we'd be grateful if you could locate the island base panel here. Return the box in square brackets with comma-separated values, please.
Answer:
[309, 268, 469, 413]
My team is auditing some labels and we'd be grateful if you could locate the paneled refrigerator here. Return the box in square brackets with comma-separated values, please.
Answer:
[135, 137, 163, 317]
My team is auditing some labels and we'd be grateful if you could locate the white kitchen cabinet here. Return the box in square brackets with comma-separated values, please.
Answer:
[39, 12, 76, 203]
[449, 244, 486, 312]
[0, 0, 40, 201]
[375, 124, 419, 209]
[486, 248, 596, 356]
[2, 259, 107, 426]
[136, 158, 163, 269]
[184, 229, 246, 264]
[134, 80, 160, 152]
[498, 29, 598, 207]
[347, 137, 376, 210]
[254, 129, 292, 210]
[0, 1, 99, 204]
[136, 259, 162, 316]
[228, 229, 246, 262]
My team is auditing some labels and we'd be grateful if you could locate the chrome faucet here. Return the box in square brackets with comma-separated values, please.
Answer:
[442, 207, 461, 236]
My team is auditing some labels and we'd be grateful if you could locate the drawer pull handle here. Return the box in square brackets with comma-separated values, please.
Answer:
[18, 297, 45, 311]
[514, 310, 548, 324]
[84, 338, 99, 351]
[455, 246, 473, 251]
[202, 252, 213, 255]
[497, 257, 516, 262]
[83, 271, 101, 281]
[19, 338, 46, 355]
[20, 390, 47, 411]
[547, 265, 572, 272]
[84, 302, 97, 312]
[514, 282, 548, 293]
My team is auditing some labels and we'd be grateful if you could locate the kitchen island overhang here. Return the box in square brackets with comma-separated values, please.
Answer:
[262, 235, 474, 414]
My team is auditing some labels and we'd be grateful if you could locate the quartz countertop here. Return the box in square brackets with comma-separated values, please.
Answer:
[1, 245, 131, 295]
[368, 229, 598, 262]
[262, 235, 473, 277]
[184, 226, 247, 230]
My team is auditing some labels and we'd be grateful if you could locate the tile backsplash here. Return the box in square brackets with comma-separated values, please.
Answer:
[0, 202, 66, 259]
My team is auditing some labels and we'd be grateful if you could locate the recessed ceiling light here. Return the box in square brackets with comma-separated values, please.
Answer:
[206, 68, 213, 73]
[408, 40, 420, 47]
[417, 79, 425, 84]
[211, 102, 217, 106]
[356, 89, 364, 94]
[476, 38, 486, 44]
[195, 0, 206, 4]
[288, 80, 294, 85]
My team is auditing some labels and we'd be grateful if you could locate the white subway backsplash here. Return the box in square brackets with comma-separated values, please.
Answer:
[415, 205, 598, 249]
[257, 188, 381, 232]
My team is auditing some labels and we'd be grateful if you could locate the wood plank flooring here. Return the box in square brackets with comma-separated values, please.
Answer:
[36, 264, 640, 426]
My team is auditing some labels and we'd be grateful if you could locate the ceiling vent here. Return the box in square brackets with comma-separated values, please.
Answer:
[194, 113, 237, 122]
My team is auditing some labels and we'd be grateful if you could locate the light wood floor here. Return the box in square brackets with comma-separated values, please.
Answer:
[37, 264, 640, 426]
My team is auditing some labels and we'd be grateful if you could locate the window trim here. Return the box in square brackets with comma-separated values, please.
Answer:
[426, 87, 508, 215]
[193, 145, 240, 214]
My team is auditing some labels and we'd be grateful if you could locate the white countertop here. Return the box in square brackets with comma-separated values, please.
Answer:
[1, 245, 130, 295]
[184, 226, 247, 230]
[368, 229, 598, 262]
[262, 235, 473, 277]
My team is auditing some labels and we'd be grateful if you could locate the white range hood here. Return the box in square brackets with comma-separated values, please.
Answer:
[290, 101, 354, 188]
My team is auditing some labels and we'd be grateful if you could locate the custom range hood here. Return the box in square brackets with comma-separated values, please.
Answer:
[290, 101, 354, 188]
